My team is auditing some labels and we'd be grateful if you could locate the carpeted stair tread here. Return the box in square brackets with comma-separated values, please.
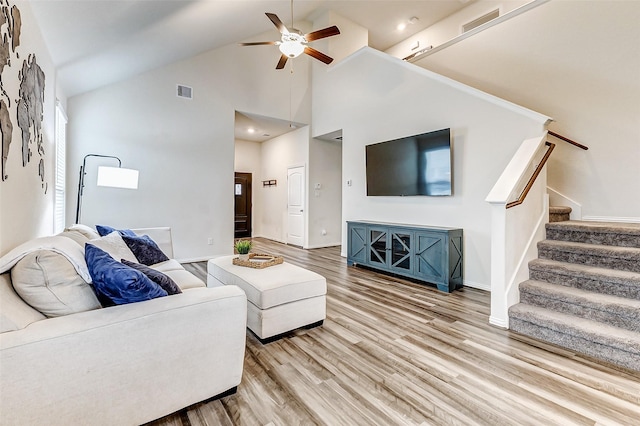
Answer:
[508, 304, 640, 370]
[537, 240, 640, 273]
[546, 221, 640, 248]
[519, 279, 640, 332]
[528, 258, 640, 300]
[511, 220, 640, 371]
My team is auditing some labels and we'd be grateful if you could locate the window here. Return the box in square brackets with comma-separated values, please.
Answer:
[54, 100, 68, 232]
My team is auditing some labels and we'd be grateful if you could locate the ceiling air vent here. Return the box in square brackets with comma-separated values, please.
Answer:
[176, 84, 193, 99]
[462, 9, 500, 33]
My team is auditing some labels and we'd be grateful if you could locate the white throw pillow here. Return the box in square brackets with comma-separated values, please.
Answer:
[10, 250, 101, 318]
[66, 224, 101, 240]
[88, 231, 137, 263]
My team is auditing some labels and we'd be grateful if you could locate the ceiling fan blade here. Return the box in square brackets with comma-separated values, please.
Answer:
[266, 13, 288, 34]
[304, 26, 340, 42]
[276, 54, 289, 69]
[240, 41, 277, 46]
[304, 46, 333, 65]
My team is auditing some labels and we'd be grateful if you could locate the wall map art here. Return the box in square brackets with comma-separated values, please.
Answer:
[0, 0, 47, 193]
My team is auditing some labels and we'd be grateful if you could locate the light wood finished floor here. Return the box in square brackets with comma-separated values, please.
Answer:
[150, 238, 640, 426]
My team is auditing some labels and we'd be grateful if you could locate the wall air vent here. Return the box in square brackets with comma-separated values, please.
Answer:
[177, 84, 193, 99]
[462, 9, 500, 33]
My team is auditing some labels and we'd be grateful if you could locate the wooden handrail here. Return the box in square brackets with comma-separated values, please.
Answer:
[548, 131, 588, 150]
[506, 142, 556, 209]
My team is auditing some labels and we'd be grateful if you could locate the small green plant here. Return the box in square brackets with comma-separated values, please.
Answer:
[234, 239, 252, 255]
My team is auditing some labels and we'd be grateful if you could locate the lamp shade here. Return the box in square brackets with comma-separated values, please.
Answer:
[96, 166, 139, 189]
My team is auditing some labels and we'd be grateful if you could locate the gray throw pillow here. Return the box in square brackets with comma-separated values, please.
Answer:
[11, 250, 101, 317]
[121, 259, 182, 295]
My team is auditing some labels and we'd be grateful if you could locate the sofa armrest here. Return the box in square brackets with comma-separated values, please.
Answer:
[0, 286, 247, 426]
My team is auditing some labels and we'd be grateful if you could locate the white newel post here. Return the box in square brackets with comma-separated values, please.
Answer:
[488, 203, 509, 327]
[486, 134, 550, 329]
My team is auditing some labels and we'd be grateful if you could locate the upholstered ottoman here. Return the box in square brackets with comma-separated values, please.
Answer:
[207, 255, 326, 342]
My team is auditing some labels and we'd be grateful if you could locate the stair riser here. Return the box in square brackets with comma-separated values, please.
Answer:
[528, 268, 640, 300]
[538, 248, 640, 273]
[509, 317, 640, 372]
[549, 213, 570, 223]
[546, 228, 640, 248]
[519, 291, 640, 333]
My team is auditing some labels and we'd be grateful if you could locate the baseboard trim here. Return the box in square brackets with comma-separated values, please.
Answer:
[464, 280, 490, 292]
[305, 242, 342, 249]
[582, 216, 640, 224]
[489, 315, 509, 329]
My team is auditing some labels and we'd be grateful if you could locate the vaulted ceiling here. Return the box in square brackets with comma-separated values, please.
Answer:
[30, 0, 475, 97]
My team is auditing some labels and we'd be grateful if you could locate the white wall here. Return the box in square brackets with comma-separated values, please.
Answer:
[67, 29, 311, 261]
[308, 138, 342, 248]
[313, 48, 549, 289]
[258, 126, 309, 244]
[415, 1, 640, 221]
[0, 0, 56, 255]
[386, 0, 530, 60]
[234, 138, 262, 237]
[311, 10, 368, 66]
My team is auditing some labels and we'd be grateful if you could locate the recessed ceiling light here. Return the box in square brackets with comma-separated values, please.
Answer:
[397, 23, 406, 31]
[247, 128, 255, 133]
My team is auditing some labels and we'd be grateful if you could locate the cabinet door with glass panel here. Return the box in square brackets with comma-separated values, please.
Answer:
[367, 226, 413, 274]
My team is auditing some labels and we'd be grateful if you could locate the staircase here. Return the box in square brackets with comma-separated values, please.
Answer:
[508, 221, 640, 371]
[549, 205, 571, 222]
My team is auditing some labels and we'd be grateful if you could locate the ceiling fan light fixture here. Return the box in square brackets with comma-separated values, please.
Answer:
[279, 40, 304, 58]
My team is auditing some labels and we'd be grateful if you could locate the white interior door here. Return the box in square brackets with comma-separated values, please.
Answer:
[287, 166, 305, 247]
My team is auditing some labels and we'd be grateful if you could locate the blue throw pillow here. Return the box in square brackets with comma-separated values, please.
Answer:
[85, 244, 168, 306]
[121, 234, 170, 266]
[121, 259, 182, 295]
[96, 225, 136, 237]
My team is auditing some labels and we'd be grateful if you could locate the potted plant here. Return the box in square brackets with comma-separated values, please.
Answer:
[234, 240, 252, 261]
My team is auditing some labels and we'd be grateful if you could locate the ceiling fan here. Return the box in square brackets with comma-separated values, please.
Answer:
[240, 3, 340, 70]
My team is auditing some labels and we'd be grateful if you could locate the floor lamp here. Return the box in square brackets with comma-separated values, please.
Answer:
[75, 154, 139, 224]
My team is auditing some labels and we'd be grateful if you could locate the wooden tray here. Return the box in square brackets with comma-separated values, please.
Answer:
[232, 253, 284, 269]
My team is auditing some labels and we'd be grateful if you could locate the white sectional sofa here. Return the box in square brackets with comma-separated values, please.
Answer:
[0, 226, 247, 426]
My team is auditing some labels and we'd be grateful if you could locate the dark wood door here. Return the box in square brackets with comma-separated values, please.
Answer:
[234, 172, 252, 238]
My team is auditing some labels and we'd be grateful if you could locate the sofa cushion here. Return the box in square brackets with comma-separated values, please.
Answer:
[85, 244, 168, 306]
[10, 250, 101, 318]
[88, 232, 137, 263]
[163, 269, 206, 290]
[121, 259, 182, 295]
[65, 224, 100, 240]
[0, 273, 46, 332]
[149, 259, 184, 273]
[122, 234, 169, 266]
[96, 225, 136, 237]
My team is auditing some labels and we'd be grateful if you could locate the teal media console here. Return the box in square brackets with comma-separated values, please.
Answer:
[346, 221, 463, 293]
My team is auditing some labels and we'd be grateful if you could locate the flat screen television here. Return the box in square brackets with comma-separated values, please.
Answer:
[366, 128, 452, 196]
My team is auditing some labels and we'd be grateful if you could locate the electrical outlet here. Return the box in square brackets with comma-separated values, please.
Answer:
[207, 237, 213, 245]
